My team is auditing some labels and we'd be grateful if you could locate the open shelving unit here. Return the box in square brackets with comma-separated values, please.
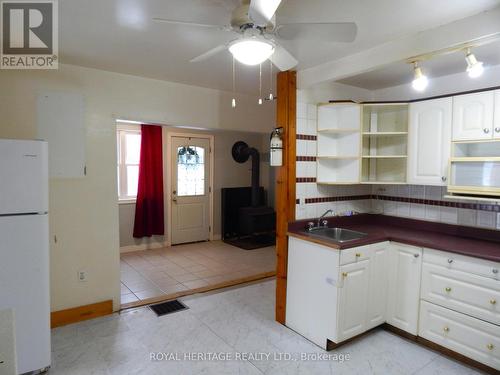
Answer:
[360, 103, 409, 184]
[448, 139, 500, 196]
[316, 103, 361, 184]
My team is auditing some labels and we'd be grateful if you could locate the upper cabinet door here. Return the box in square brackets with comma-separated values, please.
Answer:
[494, 90, 500, 139]
[452, 91, 494, 141]
[408, 98, 452, 185]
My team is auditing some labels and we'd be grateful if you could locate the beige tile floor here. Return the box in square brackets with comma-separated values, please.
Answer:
[120, 240, 276, 306]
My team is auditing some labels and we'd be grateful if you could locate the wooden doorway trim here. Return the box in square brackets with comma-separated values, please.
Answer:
[275, 71, 296, 324]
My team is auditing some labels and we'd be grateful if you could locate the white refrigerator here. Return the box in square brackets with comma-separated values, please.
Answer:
[0, 139, 51, 374]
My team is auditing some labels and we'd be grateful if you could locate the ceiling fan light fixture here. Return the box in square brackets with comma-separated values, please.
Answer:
[229, 38, 275, 66]
[465, 48, 484, 78]
[411, 62, 428, 92]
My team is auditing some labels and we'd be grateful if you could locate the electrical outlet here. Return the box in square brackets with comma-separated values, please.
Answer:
[78, 271, 87, 282]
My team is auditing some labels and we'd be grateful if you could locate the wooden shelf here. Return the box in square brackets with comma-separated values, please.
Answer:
[451, 157, 500, 162]
[362, 155, 407, 159]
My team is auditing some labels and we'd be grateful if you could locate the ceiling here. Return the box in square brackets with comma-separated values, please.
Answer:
[338, 39, 500, 90]
[59, 0, 500, 94]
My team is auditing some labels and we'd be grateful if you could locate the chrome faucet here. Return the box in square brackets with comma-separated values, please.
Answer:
[317, 209, 333, 227]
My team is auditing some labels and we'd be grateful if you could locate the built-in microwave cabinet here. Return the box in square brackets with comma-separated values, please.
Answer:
[408, 98, 452, 185]
[452, 91, 497, 141]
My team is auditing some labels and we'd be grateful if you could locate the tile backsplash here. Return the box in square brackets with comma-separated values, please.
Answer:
[295, 101, 500, 230]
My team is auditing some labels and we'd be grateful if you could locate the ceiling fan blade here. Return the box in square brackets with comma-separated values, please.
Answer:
[190, 45, 227, 63]
[248, 0, 282, 26]
[276, 22, 357, 42]
[270, 44, 298, 71]
[153, 18, 227, 30]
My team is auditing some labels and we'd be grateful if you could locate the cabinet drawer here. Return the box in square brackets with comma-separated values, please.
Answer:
[423, 248, 500, 280]
[419, 300, 500, 370]
[339, 245, 370, 265]
[421, 263, 500, 325]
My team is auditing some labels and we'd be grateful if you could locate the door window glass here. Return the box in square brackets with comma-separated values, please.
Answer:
[177, 146, 205, 196]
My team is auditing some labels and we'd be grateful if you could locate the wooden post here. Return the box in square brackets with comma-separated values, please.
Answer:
[275, 71, 296, 324]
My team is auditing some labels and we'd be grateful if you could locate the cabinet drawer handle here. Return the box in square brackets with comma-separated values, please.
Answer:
[441, 176, 447, 182]
[484, 128, 490, 134]
[487, 343, 494, 350]
[490, 299, 497, 305]
[493, 269, 499, 274]
[355, 253, 361, 258]
[445, 287, 452, 293]
[414, 253, 420, 258]
[495, 127, 500, 133]
[447, 259, 453, 264]
[342, 272, 348, 278]
[443, 326, 450, 333]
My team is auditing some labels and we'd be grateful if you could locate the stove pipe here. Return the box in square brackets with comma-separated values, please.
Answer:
[232, 141, 260, 207]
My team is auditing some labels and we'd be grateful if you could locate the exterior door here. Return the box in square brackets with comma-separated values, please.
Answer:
[171, 136, 210, 245]
[408, 98, 452, 185]
[452, 91, 494, 141]
[338, 260, 370, 341]
[386, 243, 422, 335]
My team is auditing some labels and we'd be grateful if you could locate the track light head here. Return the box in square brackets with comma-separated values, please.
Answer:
[412, 62, 428, 92]
[465, 48, 484, 78]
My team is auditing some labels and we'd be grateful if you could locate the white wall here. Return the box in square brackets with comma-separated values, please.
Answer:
[0, 64, 275, 312]
[298, 81, 373, 104]
[373, 63, 500, 101]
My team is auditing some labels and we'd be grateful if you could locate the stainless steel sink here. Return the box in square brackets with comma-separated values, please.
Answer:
[307, 227, 368, 243]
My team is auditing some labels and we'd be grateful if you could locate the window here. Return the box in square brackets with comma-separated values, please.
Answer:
[177, 146, 205, 196]
[117, 127, 141, 200]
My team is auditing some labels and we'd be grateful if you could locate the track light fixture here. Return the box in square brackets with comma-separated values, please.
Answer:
[465, 48, 484, 78]
[411, 62, 428, 92]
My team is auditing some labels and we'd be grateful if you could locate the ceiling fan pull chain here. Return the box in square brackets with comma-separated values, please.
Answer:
[232, 56, 236, 108]
[258, 62, 263, 105]
[269, 59, 274, 100]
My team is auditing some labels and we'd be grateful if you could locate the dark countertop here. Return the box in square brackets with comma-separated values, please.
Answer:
[288, 214, 500, 262]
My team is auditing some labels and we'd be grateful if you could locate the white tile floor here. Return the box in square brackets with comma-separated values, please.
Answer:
[51, 280, 484, 375]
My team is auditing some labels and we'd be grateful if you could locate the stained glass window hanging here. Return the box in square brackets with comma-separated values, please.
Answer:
[177, 146, 205, 196]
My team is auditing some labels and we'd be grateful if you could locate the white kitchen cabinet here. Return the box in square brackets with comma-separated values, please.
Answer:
[386, 243, 422, 335]
[286, 236, 340, 349]
[452, 91, 495, 141]
[0, 309, 17, 375]
[337, 260, 370, 341]
[408, 98, 452, 185]
[494, 90, 500, 139]
[419, 301, 500, 370]
[366, 242, 390, 329]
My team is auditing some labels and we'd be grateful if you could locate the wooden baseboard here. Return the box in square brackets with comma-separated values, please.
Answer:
[51, 300, 113, 328]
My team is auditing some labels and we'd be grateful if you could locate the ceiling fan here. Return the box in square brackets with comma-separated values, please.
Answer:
[153, 0, 357, 71]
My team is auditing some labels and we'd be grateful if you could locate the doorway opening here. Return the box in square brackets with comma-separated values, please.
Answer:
[116, 121, 276, 309]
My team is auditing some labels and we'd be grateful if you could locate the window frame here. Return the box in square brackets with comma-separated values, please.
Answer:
[117, 125, 141, 203]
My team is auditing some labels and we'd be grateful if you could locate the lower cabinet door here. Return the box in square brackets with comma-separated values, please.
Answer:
[366, 242, 390, 329]
[386, 243, 422, 335]
[337, 260, 370, 341]
[419, 300, 500, 370]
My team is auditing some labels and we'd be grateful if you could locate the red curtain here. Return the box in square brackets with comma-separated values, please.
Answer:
[133, 125, 164, 237]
